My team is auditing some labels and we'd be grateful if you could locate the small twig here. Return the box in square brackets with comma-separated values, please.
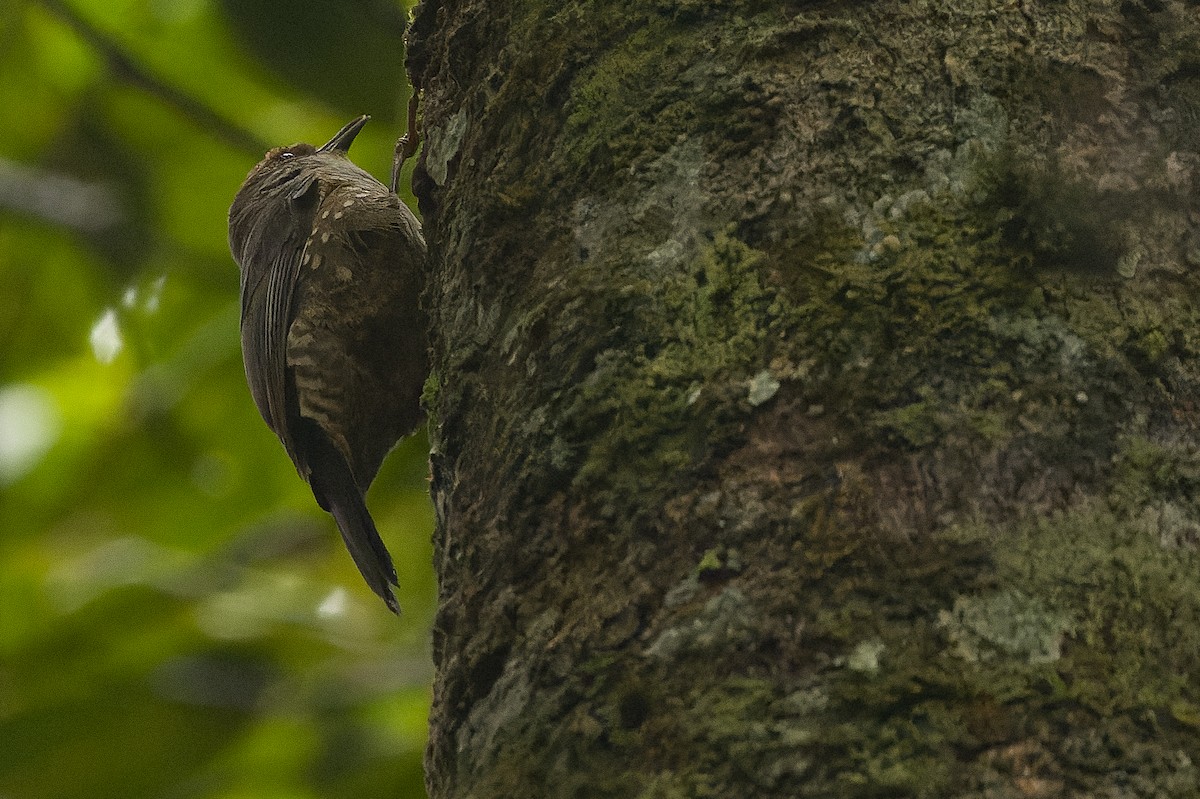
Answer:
[38, 0, 269, 156]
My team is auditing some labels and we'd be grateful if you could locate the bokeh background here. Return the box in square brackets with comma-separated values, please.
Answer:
[0, 1, 434, 797]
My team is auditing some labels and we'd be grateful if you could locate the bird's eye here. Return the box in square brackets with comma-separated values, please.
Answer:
[279, 152, 295, 160]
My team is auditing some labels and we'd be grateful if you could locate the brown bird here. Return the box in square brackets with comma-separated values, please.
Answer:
[228, 115, 427, 613]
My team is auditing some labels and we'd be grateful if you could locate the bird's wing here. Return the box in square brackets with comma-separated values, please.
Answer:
[234, 174, 319, 470]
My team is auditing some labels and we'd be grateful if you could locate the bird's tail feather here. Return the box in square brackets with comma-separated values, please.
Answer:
[304, 424, 400, 613]
[329, 491, 401, 614]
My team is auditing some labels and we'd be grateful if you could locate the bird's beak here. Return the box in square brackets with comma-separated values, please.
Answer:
[318, 115, 370, 153]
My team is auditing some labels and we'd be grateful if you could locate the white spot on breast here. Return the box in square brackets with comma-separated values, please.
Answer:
[321, 210, 330, 219]
[310, 253, 322, 269]
[321, 232, 330, 243]
[336, 265, 353, 281]
[302, 252, 311, 265]
[343, 199, 354, 207]
[333, 211, 344, 219]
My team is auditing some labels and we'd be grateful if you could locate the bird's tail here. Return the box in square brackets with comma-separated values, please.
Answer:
[304, 424, 400, 614]
[328, 489, 401, 614]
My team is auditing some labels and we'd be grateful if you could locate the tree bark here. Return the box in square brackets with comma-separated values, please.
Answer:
[408, 1, 1200, 796]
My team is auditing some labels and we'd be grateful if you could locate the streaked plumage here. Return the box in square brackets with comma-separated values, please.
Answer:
[228, 116, 427, 613]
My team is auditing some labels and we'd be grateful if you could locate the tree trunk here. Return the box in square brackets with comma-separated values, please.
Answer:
[407, 1, 1200, 796]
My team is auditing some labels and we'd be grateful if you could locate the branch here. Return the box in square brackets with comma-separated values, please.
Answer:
[38, 0, 269, 156]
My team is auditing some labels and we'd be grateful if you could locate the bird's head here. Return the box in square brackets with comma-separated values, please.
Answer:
[229, 115, 375, 258]
[236, 115, 371, 198]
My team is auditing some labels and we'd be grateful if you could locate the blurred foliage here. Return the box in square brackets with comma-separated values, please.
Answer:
[0, 1, 432, 797]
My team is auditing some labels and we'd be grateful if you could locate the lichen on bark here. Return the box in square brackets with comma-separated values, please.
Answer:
[408, 0, 1200, 795]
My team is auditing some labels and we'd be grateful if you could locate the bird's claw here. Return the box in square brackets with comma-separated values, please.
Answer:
[390, 93, 421, 194]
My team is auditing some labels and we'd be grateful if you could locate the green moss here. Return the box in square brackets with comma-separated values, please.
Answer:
[565, 229, 776, 498]
[669, 454, 1200, 795]
[496, 159, 1200, 794]
[868, 391, 943, 449]
[564, 19, 692, 171]
[696, 548, 723, 575]
[1138, 328, 1169, 363]
[1109, 435, 1200, 512]
[420, 369, 441, 420]
[416, 1, 1200, 795]
[645, 678, 817, 796]
[778, 199, 1065, 452]
[951, 501, 1200, 716]
[765, 497, 1200, 794]
[557, 7, 782, 183]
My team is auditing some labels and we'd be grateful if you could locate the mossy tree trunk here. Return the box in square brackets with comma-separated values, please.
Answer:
[407, 1, 1200, 796]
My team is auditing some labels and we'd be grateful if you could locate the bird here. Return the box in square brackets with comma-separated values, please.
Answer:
[228, 114, 427, 613]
